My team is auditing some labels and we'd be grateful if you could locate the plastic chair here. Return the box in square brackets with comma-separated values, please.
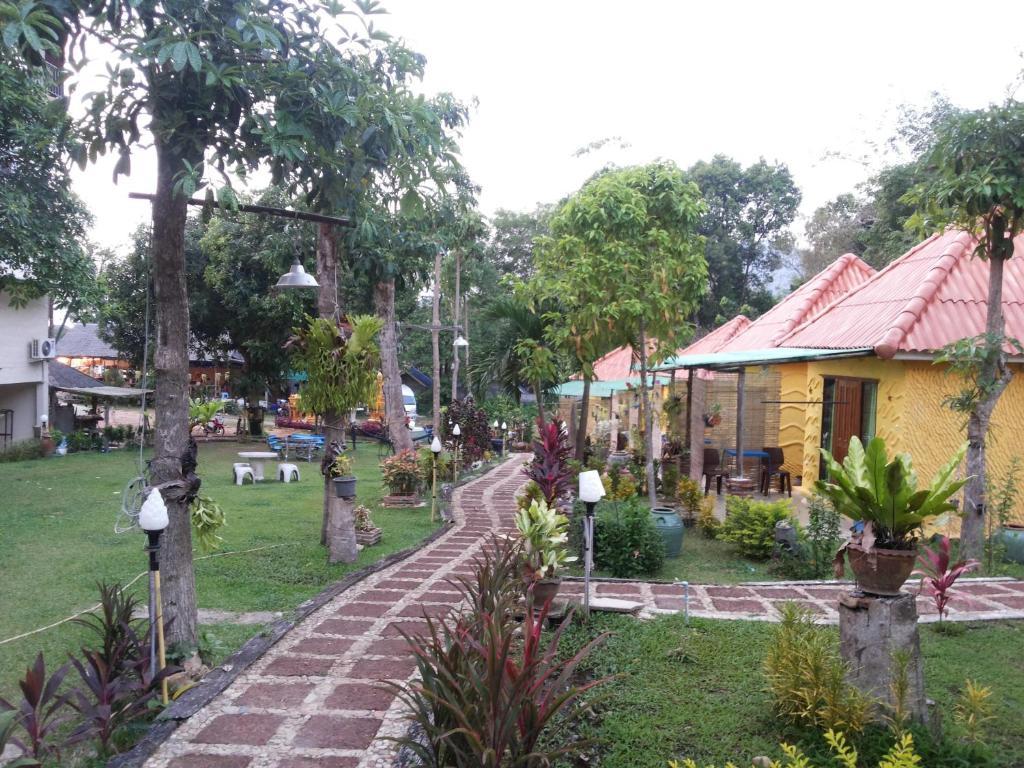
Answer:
[760, 447, 792, 497]
[278, 463, 300, 483]
[702, 448, 729, 495]
[234, 465, 255, 486]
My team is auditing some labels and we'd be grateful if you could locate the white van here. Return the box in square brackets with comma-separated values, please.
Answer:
[402, 385, 418, 417]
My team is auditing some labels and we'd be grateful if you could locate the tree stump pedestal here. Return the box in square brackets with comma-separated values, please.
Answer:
[838, 591, 928, 724]
[327, 495, 358, 564]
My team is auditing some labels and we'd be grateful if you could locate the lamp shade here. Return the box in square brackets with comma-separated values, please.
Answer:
[453, 335, 469, 348]
[139, 490, 169, 531]
[275, 257, 319, 289]
[492, 419, 499, 428]
[431, 435, 442, 453]
[452, 423, 461, 436]
[578, 470, 606, 504]
[501, 421, 507, 430]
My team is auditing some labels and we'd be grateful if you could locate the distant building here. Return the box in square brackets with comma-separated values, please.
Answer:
[0, 289, 51, 448]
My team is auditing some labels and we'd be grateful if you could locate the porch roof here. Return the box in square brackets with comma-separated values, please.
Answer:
[554, 374, 669, 399]
[653, 346, 874, 372]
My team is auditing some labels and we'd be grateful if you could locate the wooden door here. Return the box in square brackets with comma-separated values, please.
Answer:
[830, 378, 863, 464]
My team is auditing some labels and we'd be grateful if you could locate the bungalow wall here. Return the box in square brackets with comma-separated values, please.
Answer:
[773, 357, 1024, 526]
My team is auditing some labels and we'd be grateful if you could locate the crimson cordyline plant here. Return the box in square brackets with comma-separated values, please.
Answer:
[912, 536, 980, 621]
[388, 537, 608, 767]
[0, 654, 72, 765]
[525, 418, 573, 506]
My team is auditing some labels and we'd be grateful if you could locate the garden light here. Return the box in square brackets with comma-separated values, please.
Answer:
[430, 436, 442, 523]
[140, 490, 169, 704]
[578, 470, 605, 617]
[453, 335, 469, 348]
[274, 257, 319, 290]
[430, 435, 442, 453]
[452, 423, 460, 436]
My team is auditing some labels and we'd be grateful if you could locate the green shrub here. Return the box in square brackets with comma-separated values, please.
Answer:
[764, 603, 874, 734]
[671, 730, 924, 768]
[719, 496, 793, 559]
[676, 476, 702, 523]
[0, 438, 44, 462]
[807, 492, 842, 577]
[587, 498, 665, 578]
[696, 496, 720, 538]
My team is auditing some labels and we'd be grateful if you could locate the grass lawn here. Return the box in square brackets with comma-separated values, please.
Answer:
[0, 440, 441, 700]
[556, 613, 1024, 767]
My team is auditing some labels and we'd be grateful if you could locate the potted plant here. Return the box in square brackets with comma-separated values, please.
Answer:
[817, 437, 968, 596]
[353, 504, 381, 546]
[514, 498, 576, 605]
[380, 450, 422, 496]
[328, 454, 357, 498]
[703, 402, 722, 428]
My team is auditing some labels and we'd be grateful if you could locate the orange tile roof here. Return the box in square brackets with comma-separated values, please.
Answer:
[781, 230, 1024, 356]
[719, 253, 877, 351]
[678, 315, 751, 355]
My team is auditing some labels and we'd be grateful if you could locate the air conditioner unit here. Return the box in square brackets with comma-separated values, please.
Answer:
[30, 338, 57, 360]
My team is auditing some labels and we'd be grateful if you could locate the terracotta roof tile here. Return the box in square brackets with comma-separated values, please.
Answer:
[678, 315, 751, 355]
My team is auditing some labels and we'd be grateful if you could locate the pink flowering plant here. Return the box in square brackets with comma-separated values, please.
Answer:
[912, 535, 980, 621]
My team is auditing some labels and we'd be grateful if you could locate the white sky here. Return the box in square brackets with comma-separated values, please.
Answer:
[72, 0, 1024, 251]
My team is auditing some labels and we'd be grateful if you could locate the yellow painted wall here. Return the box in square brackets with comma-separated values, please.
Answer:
[768, 356, 1024, 527]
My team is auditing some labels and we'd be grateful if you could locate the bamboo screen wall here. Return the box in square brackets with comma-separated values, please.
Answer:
[675, 368, 782, 458]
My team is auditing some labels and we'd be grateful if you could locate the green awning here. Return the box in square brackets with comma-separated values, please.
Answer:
[653, 347, 874, 372]
[554, 375, 669, 399]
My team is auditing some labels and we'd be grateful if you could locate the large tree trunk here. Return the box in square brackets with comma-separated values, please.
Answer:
[575, 374, 591, 461]
[431, 247, 442, 434]
[450, 251, 461, 402]
[638, 325, 658, 507]
[961, 253, 1012, 561]
[375, 279, 413, 454]
[316, 222, 344, 545]
[150, 144, 197, 651]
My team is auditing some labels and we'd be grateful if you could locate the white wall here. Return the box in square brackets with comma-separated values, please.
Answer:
[0, 291, 49, 439]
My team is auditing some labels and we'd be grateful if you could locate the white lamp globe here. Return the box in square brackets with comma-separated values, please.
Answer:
[452, 423, 461, 436]
[492, 419, 499, 428]
[430, 435, 442, 453]
[139, 490, 169, 531]
[501, 421, 507, 430]
[578, 470, 606, 504]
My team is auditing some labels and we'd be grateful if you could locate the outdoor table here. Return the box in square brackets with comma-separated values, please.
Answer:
[724, 448, 769, 479]
[237, 451, 281, 481]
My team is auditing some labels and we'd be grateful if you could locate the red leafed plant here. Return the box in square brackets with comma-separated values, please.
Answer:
[387, 536, 609, 767]
[912, 535, 980, 621]
[525, 417, 573, 506]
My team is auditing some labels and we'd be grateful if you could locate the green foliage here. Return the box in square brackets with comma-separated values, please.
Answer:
[696, 496, 721, 539]
[515, 479, 546, 512]
[0, 53, 94, 311]
[687, 155, 801, 326]
[286, 315, 382, 417]
[986, 457, 1021, 572]
[764, 604, 874, 735]
[515, 498, 576, 580]
[417, 446, 452, 488]
[806, 494, 843, 578]
[677, 476, 702, 520]
[442, 397, 493, 463]
[719, 496, 793, 559]
[187, 399, 221, 433]
[327, 453, 353, 478]
[388, 536, 608, 767]
[190, 494, 226, 553]
[0, 439, 43, 463]
[816, 437, 967, 549]
[602, 464, 639, 501]
[670, 730, 923, 768]
[953, 679, 995, 749]
[936, 332, 1024, 416]
[380, 450, 422, 494]
[581, 498, 666, 578]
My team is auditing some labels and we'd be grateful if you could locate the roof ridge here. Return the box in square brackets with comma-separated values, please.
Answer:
[874, 230, 974, 358]
[769, 253, 874, 345]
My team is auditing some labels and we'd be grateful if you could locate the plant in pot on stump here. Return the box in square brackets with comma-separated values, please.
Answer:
[353, 504, 381, 547]
[515, 497, 576, 606]
[328, 454, 356, 499]
[380, 449, 422, 507]
[817, 436, 968, 596]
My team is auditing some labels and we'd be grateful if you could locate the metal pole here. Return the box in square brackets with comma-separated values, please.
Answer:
[431, 453, 438, 523]
[145, 530, 169, 705]
[584, 501, 596, 617]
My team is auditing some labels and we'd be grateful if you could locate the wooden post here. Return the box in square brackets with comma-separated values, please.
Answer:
[688, 371, 705, 483]
[735, 368, 746, 479]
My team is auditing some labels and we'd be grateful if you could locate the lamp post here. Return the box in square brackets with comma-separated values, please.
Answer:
[578, 470, 606, 618]
[139, 490, 170, 704]
[430, 435, 442, 523]
[501, 421, 507, 456]
[452, 423, 461, 485]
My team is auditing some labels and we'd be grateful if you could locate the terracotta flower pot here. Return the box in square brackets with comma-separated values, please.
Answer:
[847, 541, 918, 596]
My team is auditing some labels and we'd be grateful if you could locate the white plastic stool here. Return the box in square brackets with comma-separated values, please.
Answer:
[234, 465, 255, 485]
[278, 463, 300, 483]
[232, 462, 251, 481]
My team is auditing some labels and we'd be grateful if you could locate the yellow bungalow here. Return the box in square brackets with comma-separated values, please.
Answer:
[659, 229, 1024, 524]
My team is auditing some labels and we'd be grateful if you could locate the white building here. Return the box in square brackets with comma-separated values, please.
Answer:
[0, 289, 51, 447]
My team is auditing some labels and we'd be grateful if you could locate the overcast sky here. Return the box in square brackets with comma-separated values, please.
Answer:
[72, 1, 1024, 251]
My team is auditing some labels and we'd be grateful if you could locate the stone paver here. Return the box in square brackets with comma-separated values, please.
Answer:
[144, 455, 1024, 767]
[144, 455, 526, 768]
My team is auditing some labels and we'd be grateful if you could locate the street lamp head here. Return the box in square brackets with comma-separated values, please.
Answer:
[492, 419, 499, 429]
[452, 423, 461, 436]
[139, 490, 169, 532]
[275, 257, 319, 290]
[501, 421, 507, 430]
[430, 435, 442, 453]
[578, 470, 606, 504]
[453, 335, 469, 348]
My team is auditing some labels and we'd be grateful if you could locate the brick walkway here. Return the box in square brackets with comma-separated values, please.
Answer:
[143, 456, 1024, 767]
